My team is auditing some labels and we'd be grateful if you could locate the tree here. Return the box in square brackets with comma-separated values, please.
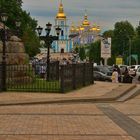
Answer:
[136, 23, 140, 36]
[88, 40, 101, 64]
[102, 30, 114, 38]
[22, 27, 40, 57]
[79, 46, 86, 61]
[0, 0, 40, 56]
[131, 24, 140, 64]
[112, 21, 135, 65]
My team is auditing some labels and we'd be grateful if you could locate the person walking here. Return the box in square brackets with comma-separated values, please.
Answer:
[39, 64, 46, 78]
[114, 65, 121, 82]
[111, 68, 119, 83]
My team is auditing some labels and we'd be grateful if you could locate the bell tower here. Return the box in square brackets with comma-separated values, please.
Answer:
[55, 0, 68, 40]
[52, 0, 72, 53]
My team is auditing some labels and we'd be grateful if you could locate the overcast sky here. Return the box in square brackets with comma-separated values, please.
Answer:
[22, 0, 140, 32]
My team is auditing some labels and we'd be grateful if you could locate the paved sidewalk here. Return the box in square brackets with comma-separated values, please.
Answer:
[0, 95, 140, 140]
[0, 82, 137, 105]
[0, 82, 140, 140]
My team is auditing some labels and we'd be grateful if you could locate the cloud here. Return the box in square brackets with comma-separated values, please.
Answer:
[22, 0, 140, 32]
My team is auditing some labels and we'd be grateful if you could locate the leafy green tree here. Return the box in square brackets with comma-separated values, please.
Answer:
[131, 37, 140, 64]
[22, 27, 40, 57]
[88, 40, 101, 64]
[113, 21, 135, 57]
[136, 23, 140, 36]
[79, 46, 86, 61]
[0, 0, 40, 56]
[74, 46, 79, 53]
[102, 30, 114, 38]
[112, 21, 135, 65]
[131, 24, 140, 64]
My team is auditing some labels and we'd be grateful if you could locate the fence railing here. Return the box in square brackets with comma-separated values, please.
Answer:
[0, 62, 94, 93]
[0, 64, 2, 92]
[60, 63, 94, 92]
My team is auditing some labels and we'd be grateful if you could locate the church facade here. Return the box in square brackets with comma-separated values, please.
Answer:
[52, 1, 73, 54]
[69, 11, 101, 46]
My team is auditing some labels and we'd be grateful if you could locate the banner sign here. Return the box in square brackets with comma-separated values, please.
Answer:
[101, 37, 111, 58]
[116, 57, 123, 65]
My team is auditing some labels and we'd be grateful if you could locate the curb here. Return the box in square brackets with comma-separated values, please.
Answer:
[0, 84, 137, 106]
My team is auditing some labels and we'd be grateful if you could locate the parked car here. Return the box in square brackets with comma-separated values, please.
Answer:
[136, 67, 140, 81]
[93, 65, 112, 76]
[107, 65, 114, 73]
[93, 71, 112, 82]
[128, 65, 140, 76]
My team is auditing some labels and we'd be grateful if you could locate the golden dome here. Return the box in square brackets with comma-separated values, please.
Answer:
[96, 26, 101, 32]
[82, 13, 90, 27]
[70, 26, 76, 32]
[56, 2, 66, 19]
[79, 26, 84, 31]
[91, 26, 97, 31]
[70, 22, 76, 32]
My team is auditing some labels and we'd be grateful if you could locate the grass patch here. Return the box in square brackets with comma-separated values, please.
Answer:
[7, 78, 60, 92]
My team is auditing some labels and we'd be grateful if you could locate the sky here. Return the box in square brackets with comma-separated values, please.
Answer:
[22, 0, 140, 33]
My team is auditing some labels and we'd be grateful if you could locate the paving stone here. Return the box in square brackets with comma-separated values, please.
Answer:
[0, 82, 139, 140]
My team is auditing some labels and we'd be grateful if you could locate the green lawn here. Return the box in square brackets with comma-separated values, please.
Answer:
[7, 78, 60, 92]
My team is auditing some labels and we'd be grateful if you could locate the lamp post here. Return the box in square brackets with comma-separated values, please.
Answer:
[36, 22, 61, 81]
[15, 19, 21, 36]
[0, 12, 8, 91]
[0, 12, 21, 91]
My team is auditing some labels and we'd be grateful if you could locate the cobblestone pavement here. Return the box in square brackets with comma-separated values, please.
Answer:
[0, 94, 140, 140]
[0, 82, 140, 140]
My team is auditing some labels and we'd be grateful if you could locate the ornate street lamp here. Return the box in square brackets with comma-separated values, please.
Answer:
[45, 22, 52, 36]
[36, 22, 61, 81]
[0, 12, 21, 91]
[15, 19, 21, 28]
[1, 13, 8, 22]
[36, 26, 43, 36]
[0, 12, 8, 91]
[15, 18, 21, 36]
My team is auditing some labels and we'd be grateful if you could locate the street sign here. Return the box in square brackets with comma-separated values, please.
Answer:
[116, 57, 123, 65]
[101, 38, 111, 58]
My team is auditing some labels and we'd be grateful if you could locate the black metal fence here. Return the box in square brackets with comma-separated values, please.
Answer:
[0, 62, 94, 93]
[0, 64, 2, 92]
[60, 63, 94, 92]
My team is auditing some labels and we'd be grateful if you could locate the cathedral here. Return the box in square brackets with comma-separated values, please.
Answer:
[51, 1, 73, 60]
[39, 1, 101, 60]
[69, 10, 101, 46]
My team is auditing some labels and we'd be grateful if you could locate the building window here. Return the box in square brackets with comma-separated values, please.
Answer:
[61, 30, 64, 36]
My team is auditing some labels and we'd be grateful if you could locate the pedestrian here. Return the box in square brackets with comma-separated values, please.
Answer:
[39, 64, 46, 78]
[123, 67, 133, 83]
[114, 65, 121, 82]
[111, 68, 119, 83]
